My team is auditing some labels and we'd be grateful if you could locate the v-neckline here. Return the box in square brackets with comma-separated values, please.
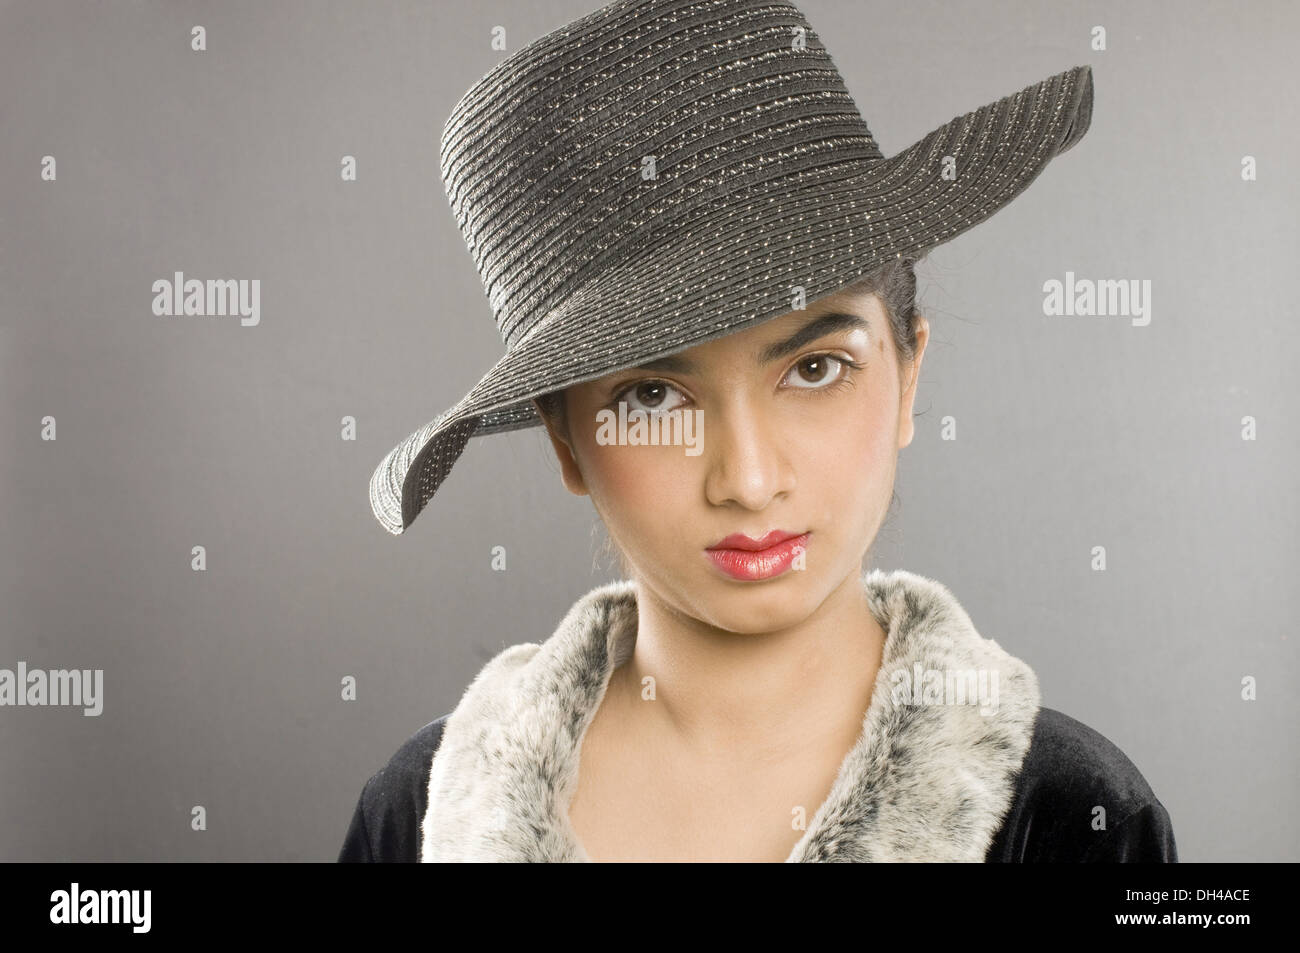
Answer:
[560, 595, 886, 863]
[420, 569, 1041, 862]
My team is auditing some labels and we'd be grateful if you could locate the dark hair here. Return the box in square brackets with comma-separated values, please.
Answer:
[841, 253, 926, 370]
[534, 254, 925, 435]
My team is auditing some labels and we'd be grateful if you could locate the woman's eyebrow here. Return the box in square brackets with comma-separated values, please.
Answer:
[631, 311, 871, 375]
[757, 311, 871, 364]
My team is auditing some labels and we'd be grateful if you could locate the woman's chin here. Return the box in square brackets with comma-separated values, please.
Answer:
[689, 575, 826, 634]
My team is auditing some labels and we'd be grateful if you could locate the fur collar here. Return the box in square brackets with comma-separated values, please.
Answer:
[421, 569, 1040, 862]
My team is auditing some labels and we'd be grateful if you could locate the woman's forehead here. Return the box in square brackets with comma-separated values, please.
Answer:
[683, 289, 882, 359]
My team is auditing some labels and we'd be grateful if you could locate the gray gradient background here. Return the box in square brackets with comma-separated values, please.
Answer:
[2, 0, 1296, 862]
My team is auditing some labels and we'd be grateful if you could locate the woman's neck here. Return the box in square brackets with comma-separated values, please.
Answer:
[608, 569, 887, 762]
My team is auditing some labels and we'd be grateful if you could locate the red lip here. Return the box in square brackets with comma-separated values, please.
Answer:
[704, 531, 810, 581]
[707, 530, 803, 552]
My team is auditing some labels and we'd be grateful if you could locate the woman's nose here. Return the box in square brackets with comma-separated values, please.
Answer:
[702, 401, 794, 510]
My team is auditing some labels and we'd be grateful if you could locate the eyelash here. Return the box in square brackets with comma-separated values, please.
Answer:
[608, 351, 866, 410]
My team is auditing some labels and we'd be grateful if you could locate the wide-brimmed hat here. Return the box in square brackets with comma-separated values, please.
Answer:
[370, 0, 1094, 536]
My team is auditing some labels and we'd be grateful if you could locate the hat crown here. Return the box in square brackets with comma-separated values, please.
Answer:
[438, 0, 883, 349]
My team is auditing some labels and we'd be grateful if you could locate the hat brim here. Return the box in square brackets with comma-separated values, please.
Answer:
[371, 64, 1094, 535]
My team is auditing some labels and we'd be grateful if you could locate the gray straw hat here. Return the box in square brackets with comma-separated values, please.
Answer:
[370, 0, 1094, 535]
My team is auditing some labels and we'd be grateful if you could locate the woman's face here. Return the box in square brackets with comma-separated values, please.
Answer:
[535, 288, 929, 634]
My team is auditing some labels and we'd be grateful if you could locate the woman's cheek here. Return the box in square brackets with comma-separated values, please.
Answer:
[588, 445, 677, 527]
[628, 448, 696, 520]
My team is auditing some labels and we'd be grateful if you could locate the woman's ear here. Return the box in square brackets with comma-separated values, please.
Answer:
[897, 313, 930, 450]
[532, 397, 589, 496]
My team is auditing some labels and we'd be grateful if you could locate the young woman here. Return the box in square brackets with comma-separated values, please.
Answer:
[339, 0, 1176, 862]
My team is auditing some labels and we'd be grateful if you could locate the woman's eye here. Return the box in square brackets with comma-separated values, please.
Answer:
[784, 354, 851, 389]
[614, 380, 688, 413]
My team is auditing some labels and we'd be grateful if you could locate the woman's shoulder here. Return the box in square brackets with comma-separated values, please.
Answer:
[986, 706, 1178, 862]
[336, 714, 450, 863]
[335, 640, 553, 861]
